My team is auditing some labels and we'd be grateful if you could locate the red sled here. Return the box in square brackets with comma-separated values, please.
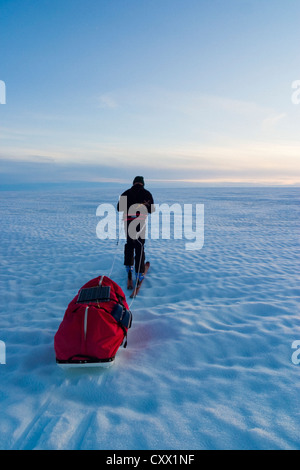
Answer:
[54, 275, 132, 369]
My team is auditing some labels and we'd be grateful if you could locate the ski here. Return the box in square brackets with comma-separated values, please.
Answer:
[130, 262, 150, 298]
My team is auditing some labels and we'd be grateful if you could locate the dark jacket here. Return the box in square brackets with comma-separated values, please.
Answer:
[117, 184, 155, 218]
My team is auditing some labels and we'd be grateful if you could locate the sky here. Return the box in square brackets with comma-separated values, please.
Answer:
[1, 0, 300, 187]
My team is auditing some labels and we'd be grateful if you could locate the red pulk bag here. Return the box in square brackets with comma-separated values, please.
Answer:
[54, 275, 132, 368]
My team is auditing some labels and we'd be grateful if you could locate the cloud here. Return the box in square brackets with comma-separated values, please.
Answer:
[1, 85, 298, 186]
[262, 113, 287, 131]
[96, 93, 118, 109]
[96, 87, 275, 118]
[1, 137, 300, 187]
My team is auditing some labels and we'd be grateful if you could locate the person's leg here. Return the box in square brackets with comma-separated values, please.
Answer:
[124, 221, 134, 273]
[134, 238, 145, 280]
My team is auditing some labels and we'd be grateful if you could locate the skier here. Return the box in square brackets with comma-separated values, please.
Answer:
[117, 176, 155, 289]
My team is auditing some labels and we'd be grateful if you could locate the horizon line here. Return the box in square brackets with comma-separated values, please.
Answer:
[1, 179, 300, 191]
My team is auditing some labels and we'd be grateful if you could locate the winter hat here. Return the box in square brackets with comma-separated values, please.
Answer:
[133, 176, 145, 186]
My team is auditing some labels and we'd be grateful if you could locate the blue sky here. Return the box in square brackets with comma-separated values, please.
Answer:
[1, 0, 300, 186]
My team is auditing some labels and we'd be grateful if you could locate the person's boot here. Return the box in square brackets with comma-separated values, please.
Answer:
[135, 272, 144, 285]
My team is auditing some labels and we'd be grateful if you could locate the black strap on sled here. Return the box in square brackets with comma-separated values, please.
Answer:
[110, 303, 132, 329]
[110, 303, 132, 348]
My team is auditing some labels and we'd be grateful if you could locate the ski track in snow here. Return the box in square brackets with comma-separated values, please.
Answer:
[0, 187, 300, 450]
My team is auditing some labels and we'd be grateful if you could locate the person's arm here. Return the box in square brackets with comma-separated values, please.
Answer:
[117, 191, 128, 213]
[147, 193, 155, 214]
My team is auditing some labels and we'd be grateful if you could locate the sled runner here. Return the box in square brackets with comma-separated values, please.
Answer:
[56, 357, 115, 370]
[54, 275, 132, 369]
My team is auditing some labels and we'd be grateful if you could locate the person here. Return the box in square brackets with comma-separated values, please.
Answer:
[117, 176, 155, 287]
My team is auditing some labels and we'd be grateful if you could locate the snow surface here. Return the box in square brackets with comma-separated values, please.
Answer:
[0, 186, 299, 450]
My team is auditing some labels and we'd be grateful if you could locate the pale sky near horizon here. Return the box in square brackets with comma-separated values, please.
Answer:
[1, 0, 300, 186]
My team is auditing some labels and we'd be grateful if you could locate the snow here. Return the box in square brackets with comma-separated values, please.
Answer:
[0, 186, 299, 450]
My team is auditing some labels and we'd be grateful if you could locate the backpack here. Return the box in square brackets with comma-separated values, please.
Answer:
[54, 275, 132, 368]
